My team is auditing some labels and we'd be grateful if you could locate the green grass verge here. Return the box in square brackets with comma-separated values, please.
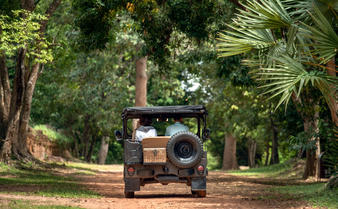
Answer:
[229, 161, 293, 177]
[229, 161, 337, 208]
[33, 124, 72, 144]
[271, 183, 338, 209]
[0, 200, 84, 209]
[0, 162, 100, 198]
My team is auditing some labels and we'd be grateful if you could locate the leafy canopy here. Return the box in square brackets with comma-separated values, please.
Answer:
[0, 10, 53, 64]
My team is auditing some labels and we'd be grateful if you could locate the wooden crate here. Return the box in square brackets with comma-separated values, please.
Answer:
[142, 136, 170, 148]
[143, 148, 166, 164]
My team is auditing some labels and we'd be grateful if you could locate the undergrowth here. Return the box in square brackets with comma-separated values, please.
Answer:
[33, 124, 72, 145]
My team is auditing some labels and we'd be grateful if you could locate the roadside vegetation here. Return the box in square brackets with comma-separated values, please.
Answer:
[0, 162, 100, 198]
[230, 160, 338, 209]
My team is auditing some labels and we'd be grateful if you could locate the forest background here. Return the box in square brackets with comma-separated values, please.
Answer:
[0, 0, 337, 181]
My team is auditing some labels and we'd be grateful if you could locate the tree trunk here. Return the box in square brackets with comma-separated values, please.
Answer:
[86, 136, 96, 162]
[247, 139, 256, 168]
[326, 57, 337, 127]
[98, 136, 109, 165]
[264, 143, 270, 166]
[1, 49, 27, 162]
[0, 54, 11, 140]
[82, 114, 91, 158]
[269, 115, 279, 165]
[135, 56, 147, 107]
[132, 56, 148, 140]
[0, 0, 61, 162]
[222, 134, 238, 170]
[303, 102, 320, 179]
[17, 63, 40, 154]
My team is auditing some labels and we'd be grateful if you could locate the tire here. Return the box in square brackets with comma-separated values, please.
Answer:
[124, 191, 134, 198]
[166, 131, 203, 168]
[192, 190, 206, 198]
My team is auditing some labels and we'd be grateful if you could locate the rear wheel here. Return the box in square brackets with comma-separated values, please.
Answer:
[124, 191, 134, 198]
[192, 190, 206, 198]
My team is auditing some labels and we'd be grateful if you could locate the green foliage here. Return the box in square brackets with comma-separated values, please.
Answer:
[320, 122, 338, 176]
[168, 0, 215, 39]
[0, 10, 53, 63]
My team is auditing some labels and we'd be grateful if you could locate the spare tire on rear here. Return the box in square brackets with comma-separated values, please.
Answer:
[166, 131, 203, 168]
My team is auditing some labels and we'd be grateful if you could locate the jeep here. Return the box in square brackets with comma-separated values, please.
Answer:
[115, 105, 209, 198]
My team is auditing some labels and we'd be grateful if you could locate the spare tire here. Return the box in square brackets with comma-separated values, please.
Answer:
[167, 131, 203, 168]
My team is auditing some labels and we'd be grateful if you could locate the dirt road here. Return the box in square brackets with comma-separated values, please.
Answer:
[0, 165, 314, 209]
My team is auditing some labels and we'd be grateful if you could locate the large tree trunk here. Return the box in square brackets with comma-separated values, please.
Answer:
[98, 136, 109, 165]
[0, 54, 11, 139]
[0, 0, 61, 163]
[1, 49, 28, 162]
[17, 63, 40, 154]
[269, 115, 279, 165]
[132, 56, 148, 140]
[247, 138, 256, 168]
[222, 134, 238, 170]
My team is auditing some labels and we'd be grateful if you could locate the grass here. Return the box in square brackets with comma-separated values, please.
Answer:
[272, 183, 338, 209]
[229, 161, 293, 177]
[0, 162, 100, 198]
[33, 124, 72, 145]
[229, 160, 338, 208]
[0, 200, 84, 209]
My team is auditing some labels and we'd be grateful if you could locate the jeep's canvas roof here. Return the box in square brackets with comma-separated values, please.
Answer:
[122, 105, 207, 119]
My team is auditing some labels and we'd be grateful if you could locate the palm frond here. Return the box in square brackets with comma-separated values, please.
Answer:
[282, 0, 312, 21]
[239, 0, 293, 29]
[301, 4, 338, 64]
[217, 29, 277, 57]
[255, 55, 337, 110]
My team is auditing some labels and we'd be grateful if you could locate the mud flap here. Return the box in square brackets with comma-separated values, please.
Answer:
[124, 178, 140, 192]
[191, 177, 206, 191]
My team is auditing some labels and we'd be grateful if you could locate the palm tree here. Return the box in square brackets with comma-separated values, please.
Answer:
[217, 0, 337, 179]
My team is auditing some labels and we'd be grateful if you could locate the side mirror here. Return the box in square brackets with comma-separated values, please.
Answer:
[203, 128, 211, 140]
[114, 130, 123, 141]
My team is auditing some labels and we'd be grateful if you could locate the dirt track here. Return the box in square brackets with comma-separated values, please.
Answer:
[0, 165, 314, 209]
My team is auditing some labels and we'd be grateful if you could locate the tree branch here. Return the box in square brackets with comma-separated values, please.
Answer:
[39, 0, 62, 33]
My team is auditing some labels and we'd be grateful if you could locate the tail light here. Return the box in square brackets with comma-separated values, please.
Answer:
[127, 167, 135, 175]
[197, 165, 204, 174]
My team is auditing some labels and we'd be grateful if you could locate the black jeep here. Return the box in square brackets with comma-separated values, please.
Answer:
[115, 105, 208, 198]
